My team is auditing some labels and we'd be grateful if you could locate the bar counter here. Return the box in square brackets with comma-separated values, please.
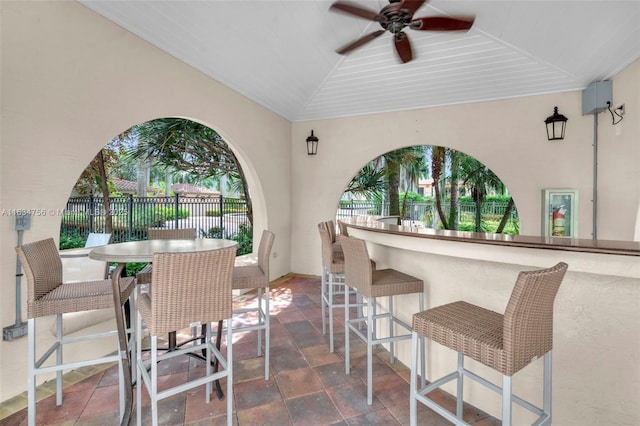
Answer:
[342, 216, 640, 278]
[340, 216, 639, 425]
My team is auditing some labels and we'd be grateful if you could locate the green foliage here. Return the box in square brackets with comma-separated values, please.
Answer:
[62, 205, 190, 233]
[154, 206, 189, 220]
[400, 191, 427, 202]
[63, 211, 88, 225]
[59, 232, 86, 250]
[125, 262, 148, 276]
[200, 224, 253, 256]
[345, 162, 386, 199]
[201, 227, 223, 238]
[458, 195, 512, 203]
[231, 224, 253, 256]
[456, 218, 519, 235]
[205, 204, 246, 217]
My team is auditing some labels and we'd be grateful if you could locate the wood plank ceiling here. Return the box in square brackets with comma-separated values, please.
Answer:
[81, 0, 640, 122]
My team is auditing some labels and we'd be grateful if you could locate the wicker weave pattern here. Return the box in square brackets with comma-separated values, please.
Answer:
[137, 228, 197, 284]
[322, 220, 343, 254]
[412, 262, 568, 376]
[140, 246, 236, 335]
[232, 230, 274, 289]
[318, 223, 345, 274]
[147, 227, 197, 239]
[16, 238, 135, 319]
[340, 236, 422, 298]
[337, 220, 349, 237]
[325, 220, 337, 243]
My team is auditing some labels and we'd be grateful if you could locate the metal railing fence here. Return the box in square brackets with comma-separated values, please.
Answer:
[336, 200, 519, 232]
[61, 194, 250, 243]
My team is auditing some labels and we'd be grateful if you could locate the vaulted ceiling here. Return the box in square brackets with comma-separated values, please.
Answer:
[81, 0, 640, 122]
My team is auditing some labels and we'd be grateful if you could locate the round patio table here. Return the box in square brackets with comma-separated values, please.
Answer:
[89, 238, 238, 426]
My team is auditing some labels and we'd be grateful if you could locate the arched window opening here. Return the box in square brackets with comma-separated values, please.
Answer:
[338, 145, 519, 235]
[59, 118, 254, 264]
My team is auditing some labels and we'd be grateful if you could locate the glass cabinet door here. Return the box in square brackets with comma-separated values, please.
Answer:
[542, 189, 578, 238]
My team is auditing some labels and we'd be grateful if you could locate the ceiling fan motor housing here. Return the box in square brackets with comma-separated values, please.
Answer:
[378, 4, 413, 33]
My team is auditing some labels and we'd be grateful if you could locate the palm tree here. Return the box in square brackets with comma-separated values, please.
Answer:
[73, 138, 126, 233]
[459, 157, 504, 232]
[431, 146, 449, 229]
[128, 118, 254, 225]
[382, 147, 425, 218]
[447, 149, 461, 230]
[496, 197, 516, 233]
[399, 147, 429, 219]
[344, 162, 386, 199]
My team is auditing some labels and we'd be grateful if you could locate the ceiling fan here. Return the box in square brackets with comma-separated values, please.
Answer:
[330, 0, 475, 63]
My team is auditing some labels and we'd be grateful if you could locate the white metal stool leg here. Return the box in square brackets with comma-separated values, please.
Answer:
[366, 296, 375, 405]
[344, 283, 350, 375]
[543, 351, 553, 425]
[226, 320, 234, 426]
[264, 286, 270, 380]
[321, 266, 327, 336]
[257, 288, 263, 357]
[503, 374, 512, 426]
[56, 314, 63, 405]
[457, 353, 464, 419]
[27, 319, 36, 426]
[389, 296, 395, 363]
[410, 331, 419, 426]
[136, 309, 142, 426]
[328, 272, 335, 353]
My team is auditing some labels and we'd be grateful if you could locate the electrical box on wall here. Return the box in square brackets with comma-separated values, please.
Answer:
[582, 80, 612, 115]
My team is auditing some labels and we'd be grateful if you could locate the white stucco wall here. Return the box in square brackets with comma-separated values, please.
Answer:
[0, 1, 291, 401]
[291, 59, 640, 276]
[1, 0, 638, 413]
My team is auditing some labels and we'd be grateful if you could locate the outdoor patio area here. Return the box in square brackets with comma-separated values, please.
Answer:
[1, 274, 499, 425]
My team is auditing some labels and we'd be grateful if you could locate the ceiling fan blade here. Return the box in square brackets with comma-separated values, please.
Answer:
[330, 1, 380, 21]
[394, 32, 413, 63]
[411, 16, 475, 31]
[399, 0, 426, 16]
[337, 30, 386, 54]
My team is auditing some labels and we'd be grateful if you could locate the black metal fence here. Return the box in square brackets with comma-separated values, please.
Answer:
[336, 199, 519, 232]
[62, 196, 519, 243]
[62, 195, 250, 243]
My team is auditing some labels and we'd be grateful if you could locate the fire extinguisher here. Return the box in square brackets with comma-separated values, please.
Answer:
[552, 205, 567, 236]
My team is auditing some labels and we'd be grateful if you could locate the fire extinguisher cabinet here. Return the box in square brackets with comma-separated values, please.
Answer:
[542, 189, 578, 238]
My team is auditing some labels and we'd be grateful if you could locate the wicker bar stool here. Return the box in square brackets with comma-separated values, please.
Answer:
[231, 229, 275, 379]
[341, 235, 425, 405]
[16, 238, 135, 426]
[317, 222, 347, 353]
[337, 220, 349, 237]
[410, 262, 568, 426]
[318, 222, 368, 353]
[135, 246, 237, 426]
[135, 227, 197, 285]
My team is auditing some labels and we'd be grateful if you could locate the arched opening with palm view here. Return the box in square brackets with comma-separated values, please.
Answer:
[59, 118, 256, 265]
[339, 145, 519, 234]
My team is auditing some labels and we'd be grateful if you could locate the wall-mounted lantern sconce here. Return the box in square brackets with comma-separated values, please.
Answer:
[306, 130, 318, 155]
[544, 106, 568, 141]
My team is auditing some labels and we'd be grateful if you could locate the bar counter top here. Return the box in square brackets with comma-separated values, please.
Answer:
[340, 216, 640, 257]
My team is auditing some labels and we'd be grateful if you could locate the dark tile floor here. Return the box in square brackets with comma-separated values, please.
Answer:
[1, 274, 499, 426]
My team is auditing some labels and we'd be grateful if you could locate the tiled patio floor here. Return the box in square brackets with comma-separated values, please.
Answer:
[1, 274, 499, 425]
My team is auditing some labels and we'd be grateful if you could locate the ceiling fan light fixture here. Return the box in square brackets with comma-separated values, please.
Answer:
[329, 0, 475, 64]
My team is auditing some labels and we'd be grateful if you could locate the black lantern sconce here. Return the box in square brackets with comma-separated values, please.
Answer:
[544, 106, 568, 141]
[306, 130, 318, 155]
